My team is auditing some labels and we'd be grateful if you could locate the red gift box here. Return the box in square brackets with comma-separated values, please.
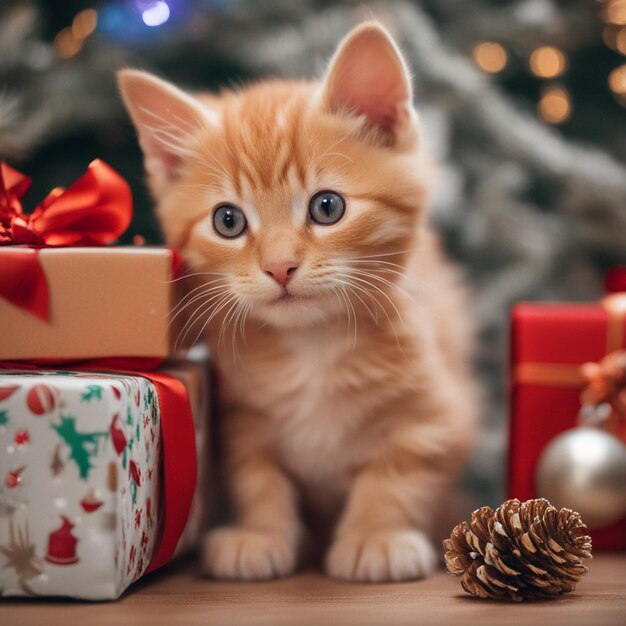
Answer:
[508, 285, 626, 551]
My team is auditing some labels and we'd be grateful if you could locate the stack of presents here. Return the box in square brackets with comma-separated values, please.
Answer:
[0, 160, 211, 599]
[0, 160, 623, 600]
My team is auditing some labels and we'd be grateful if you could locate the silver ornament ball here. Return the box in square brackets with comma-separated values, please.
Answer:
[536, 427, 626, 528]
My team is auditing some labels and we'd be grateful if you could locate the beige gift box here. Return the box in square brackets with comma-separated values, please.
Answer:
[0, 247, 186, 362]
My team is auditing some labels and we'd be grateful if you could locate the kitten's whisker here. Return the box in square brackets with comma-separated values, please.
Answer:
[336, 273, 390, 326]
[349, 268, 419, 309]
[334, 278, 378, 324]
[350, 259, 406, 271]
[351, 259, 440, 293]
[163, 271, 228, 284]
[338, 273, 408, 356]
[169, 277, 229, 310]
[168, 284, 228, 324]
[348, 247, 420, 260]
[327, 284, 344, 321]
[350, 264, 407, 280]
[187, 292, 237, 350]
[219, 297, 240, 353]
[238, 302, 251, 346]
[338, 273, 407, 331]
[174, 291, 229, 349]
[230, 300, 250, 369]
[168, 278, 228, 313]
[339, 284, 358, 348]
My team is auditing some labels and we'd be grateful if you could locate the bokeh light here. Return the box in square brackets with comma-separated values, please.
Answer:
[529, 46, 567, 78]
[72, 8, 98, 39]
[616, 28, 626, 54]
[538, 85, 571, 124]
[472, 42, 508, 74]
[141, 1, 171, 27]
[604, 0, 626, 25]
[54, 27, 82, 59]
[608, 64, 626, 106]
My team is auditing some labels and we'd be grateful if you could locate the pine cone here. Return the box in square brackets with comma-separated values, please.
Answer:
[443, 498, 592, 602]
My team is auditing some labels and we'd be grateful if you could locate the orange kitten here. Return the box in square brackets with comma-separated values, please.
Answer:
[118, 22, 479, 582]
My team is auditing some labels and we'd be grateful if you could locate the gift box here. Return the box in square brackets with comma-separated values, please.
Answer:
[0, 159, 187, 362]
[0, 246, 183, 362]
[508, 291, 626, 550]
[0, 354, 210, 600]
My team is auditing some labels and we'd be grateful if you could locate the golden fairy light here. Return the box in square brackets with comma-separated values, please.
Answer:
[604, 0, 626, 25]
[602, 26, 617, 49]
[54, 27, 82, 59]
[608, 64, 626, 94]
[72, 9, 98, 40]
[603, 26, 616, 49]
[537, 85, 571, 124]
[472, 42, 508, 74]
[529, 46, 567, 78]
[616, 28, 626, 54]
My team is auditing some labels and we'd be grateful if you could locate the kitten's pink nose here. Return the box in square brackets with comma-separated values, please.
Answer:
[264, 262, 298, 286]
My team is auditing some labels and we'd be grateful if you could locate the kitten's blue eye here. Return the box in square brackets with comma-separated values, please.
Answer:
[309, 191, 345, 225]
[213, 204, 247, 238]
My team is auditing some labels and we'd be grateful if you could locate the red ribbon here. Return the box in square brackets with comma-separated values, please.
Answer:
[0, 160, 133, 321]
[140, 371, 197, 573]
[0, 360, 198, 575]
[0, 159, 132, 246]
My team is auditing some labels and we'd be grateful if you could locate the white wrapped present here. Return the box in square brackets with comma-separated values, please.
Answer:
[0, 356, 209, 600]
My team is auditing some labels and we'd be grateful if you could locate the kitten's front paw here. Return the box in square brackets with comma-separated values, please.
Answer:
[326, 529, 437, 582]
[202, 527, 297, 581]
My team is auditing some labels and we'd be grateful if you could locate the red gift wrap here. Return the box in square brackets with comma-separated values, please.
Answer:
[508, 288, 626, 550]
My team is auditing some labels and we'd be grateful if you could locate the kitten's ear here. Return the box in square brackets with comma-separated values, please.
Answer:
[117, 69, 214, 196]
[320, 22, 417, 150]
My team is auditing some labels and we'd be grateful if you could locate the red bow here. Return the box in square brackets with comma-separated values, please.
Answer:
[0, 160, 133, 321]
[0, 159, 132, 246]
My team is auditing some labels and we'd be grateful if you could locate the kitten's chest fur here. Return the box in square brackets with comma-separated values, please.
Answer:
[226, 325, 402, 503]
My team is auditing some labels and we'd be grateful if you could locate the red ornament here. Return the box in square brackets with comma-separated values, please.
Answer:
[26, 384, 57, 415]
[14, 429, 30, 446]
[109, 414, 127, 455]
[0, 385, 18, 401]
[80, 490, 104, 513]
[45, 516, 79, 565]
[129, 459, 141, 486]
[5, 466, 25, 488]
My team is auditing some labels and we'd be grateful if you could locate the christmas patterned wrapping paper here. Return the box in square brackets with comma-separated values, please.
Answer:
[0, 247, 184, 362]
[508, 297, 626, 551]
[0, 358, 209, 600]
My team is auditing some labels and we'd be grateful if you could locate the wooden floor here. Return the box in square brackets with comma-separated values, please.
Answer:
[1, 554, 625, 626]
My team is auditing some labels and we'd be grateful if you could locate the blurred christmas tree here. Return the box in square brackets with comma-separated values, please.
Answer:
[1, 0, 625, 504]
